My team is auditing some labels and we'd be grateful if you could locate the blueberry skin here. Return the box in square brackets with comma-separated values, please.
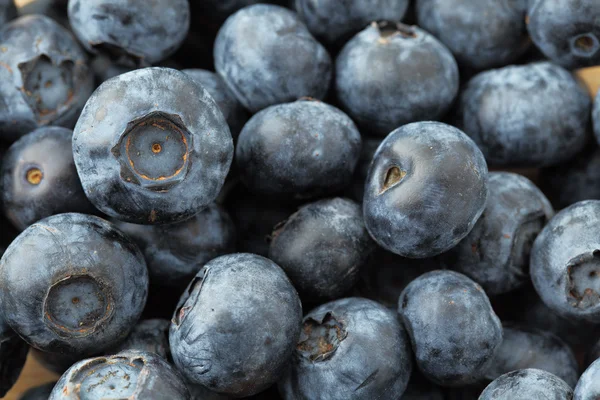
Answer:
[335, 22, 459, 137]
[363, 122, 488, 258]
[182, 69, 248, 140]
[399, 270, 503, 386]
[73, 67, 233, 224]
[0, 15, 94, 143]
[68, 0, 190, 66]
[531, 200, 600, 322]
[269, 198, 375, 301]
[1, 127, 95, 231]
[0, 213, 149, 355]
[279, 297, 413, 400]
[109, 319, 170, 360]
[440, 172, 553, 295]
[457, 62, 591, 168]
[594, 90, 600, 144]
[114, 203, 236, 289]
[214, 4, 332, 113]
[575, 358, 600, 399]
[295, 0, 410, 47]
[169, 253, 302, 397]
[528, 0, 600, 69]
[18, 382, 56, 400]
[236, 99, 362, 199]
[415, 0, 530, 70]
[479, 369, 573, 400]
[49, 350, 190, 400]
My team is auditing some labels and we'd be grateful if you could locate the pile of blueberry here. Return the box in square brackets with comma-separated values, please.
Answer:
[0, 0, 600, 399]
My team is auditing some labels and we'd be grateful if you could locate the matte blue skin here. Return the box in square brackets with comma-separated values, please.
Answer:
[479, 369, 573, 400]
[214, 4, 332, 113]
[18, 382, 56, 400]
[236, 99, 362, 199]
[594, 90, 600, 144]
[457, 62, 591, 167]
[279, 297, 413, 400]
[576, 358, 600, 399]
[363, 122, 488, 258]
[335, 22, 459, 137]
[528, 0, 600, 69]
[416, 0, 530, 70]
[399, 270, 503, 386]
[531, 200, 600, 322]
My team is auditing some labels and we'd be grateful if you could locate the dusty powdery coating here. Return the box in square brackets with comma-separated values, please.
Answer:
[457, 62, 591, 167]
[49, 351, 190, 400]
[479, 369, 573, 400]
[73, 67, 233, 225]
[279, 297, 413, 400]
[399, 270, 503, 386]
[575, 358, 600, 399]
[594, 90, 600, 145]
[363, 122, 488, 258]
[214, 4, 332, 113]
[169, 253, 302, 397]
[109, 319, 170, 360]
[335, 22, 459, 137]
[0, 15, 93, 143]
[0, 213, 148, 356]
[68, 0, 190, 66]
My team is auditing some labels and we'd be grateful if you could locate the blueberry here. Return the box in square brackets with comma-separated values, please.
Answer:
[456, 62, 591, 167]
[531, 200, 600, 322]
[73, 67, 233, 224]
[415, 0, 530, 70]
[575, 358, 600, 400]
[236, 99, 362, 199]
[30, 348, 82, 375]
[1, 126, 95, 231]
[399, 270, 502, 386]
[527, 0, 600, 69]
[363, 122, 488, 258]
[0, 15, 94, 142]
[0, 213, 148, 355]
[109, 319, 170, 360]
[18, 382, 57, 400]
[279, 297, 413, 400]
[268, 197, 375, 301]
[295, 0, 410, 47]
[49, 350, 191, 400]
[68, 0, 190, 67]
[214, 4, 332, 113]
[114, 203, 236, 289]
[479, 369, 573, 400]
[169, 253, 302, 397]
[335, 22, 459, 137]
[440, 172, 553, 295]
[0, 0, 16, 25]
[594, 90, 600, 144]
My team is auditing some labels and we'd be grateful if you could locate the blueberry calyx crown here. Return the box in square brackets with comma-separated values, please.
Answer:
[296, 312, 347, 362]
[566, 249, 600, 309]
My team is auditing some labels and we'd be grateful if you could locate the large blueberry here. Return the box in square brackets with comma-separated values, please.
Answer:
[214, 4, 332, 113]
[169, 253, 302, 397]
[457, 62, 591, 167]
[335, 22, 459, 137]
[363, 122, 488, 258]
[399, 270, 503, 386]
[576, 358, 600, 399]
[73, 67, 233, 224]
[279, 297, 413, 400]
[479, 369, 573, 400]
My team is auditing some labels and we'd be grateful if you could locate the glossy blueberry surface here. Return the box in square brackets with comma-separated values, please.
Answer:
[479, 369, 573, 400]
[575, 358, 600, 400]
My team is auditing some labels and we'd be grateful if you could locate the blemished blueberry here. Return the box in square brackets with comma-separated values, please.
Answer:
[73, 67, 233, 224]
[415, 0, 530, 70]
[30, 348, 82, 375]
[236, 99, 362, 199]
[49, 351, 191, 400]
[169, 253, 302, 397]
[268, 198, 375, 301]
[398, 270, 503, 386]
[575, 358, 600, 400]
[114, 203, 236, 289]
[1, 126, 95, 231]
[182, 69, 248, 140]
[295, 0, 410, 47]
[528, 0, 600, 69]
[279, 297, 413, 400]
[0, 15, 93, 143]
[0, 213, 148, 355]
[479, 369, 573, 400]
[335, 22, 459, 137]
[363, 121, 488, 258]
[18, 382, 56, 400]
[0, 0, 16, 25]
[67, 0, 190, 67]
[531, 200, 600, 322]
[214, 4, 332, 113]
[109, 319, 170, 360]
[440, 172, 554, 296]
[594, 90, 600, 144]
[456, 62, 591, 167]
